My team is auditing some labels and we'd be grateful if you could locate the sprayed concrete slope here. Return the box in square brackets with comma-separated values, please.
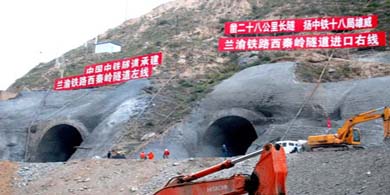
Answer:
[139, 62, 390, 158]
[1, 60, 390, 161]
[0, 80, 150, 162]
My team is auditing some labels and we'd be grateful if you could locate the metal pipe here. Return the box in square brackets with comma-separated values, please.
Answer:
[357, 106, 385, 116]
[181, 148, 267, 182]
[231, 149, 263, 165]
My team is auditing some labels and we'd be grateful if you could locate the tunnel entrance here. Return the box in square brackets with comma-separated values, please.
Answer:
[35, 124, 83, 162]
[204, 116, 258, 157]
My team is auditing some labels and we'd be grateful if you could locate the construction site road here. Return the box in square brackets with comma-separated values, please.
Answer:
[0, 146, 388, 195]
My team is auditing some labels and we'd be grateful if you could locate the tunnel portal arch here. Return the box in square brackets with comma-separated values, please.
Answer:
[35, 124, 83, 162]
[203, 116, 258, 157]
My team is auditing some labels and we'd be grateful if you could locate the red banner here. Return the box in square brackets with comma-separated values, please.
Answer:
[225, 15, 378, 35]
[54, 65, 153, 90]
[53, 52, 163, 91]
[83, 52, 163, 75]
[218, 32, 386, 51]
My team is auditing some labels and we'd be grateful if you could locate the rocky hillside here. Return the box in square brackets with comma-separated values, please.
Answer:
[7, 0, 390, 151]
[9, 0, 390, 91]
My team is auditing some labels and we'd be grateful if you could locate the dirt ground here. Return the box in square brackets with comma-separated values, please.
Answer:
[0, 161, 18, 195]
[1, 146, 389, 195]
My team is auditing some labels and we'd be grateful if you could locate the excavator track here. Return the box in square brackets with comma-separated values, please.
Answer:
[310, 144, 364, 152]
[384, 137, 390, 146]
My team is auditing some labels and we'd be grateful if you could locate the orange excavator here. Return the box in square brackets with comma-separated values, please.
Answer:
[307, 106, 390, 150]
[154, 143, 287, 195]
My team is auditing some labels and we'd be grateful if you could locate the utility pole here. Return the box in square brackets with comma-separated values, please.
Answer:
[56, 55, 66, 78]
[175, 15, 179, 35]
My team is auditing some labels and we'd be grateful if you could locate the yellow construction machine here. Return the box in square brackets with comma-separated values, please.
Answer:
[307, 106, 390, 150]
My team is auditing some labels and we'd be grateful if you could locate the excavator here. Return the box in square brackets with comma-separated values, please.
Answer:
[307, 106, 390, 150]
[154, 143, 288, 195]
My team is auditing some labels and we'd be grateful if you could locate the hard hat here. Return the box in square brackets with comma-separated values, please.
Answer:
[164, 148, 168, 151]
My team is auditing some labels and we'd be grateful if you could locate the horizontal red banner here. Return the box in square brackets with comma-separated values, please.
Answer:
[84, 52, 163, 75]
[225, 15, 378, 35]
[54, 66, 153, 91]
[218, 32, 386, 51]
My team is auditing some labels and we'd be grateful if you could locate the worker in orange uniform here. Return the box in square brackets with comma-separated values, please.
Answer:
[147, 151, 154, 160]
[163, 148, 170, 159]
[140, 151, 147, 160]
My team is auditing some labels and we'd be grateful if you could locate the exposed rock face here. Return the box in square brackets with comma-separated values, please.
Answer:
[2, 0, 390, 161]
[0, 91, 18, 101]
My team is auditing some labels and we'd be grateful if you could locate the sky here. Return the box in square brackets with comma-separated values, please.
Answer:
[0, 0, 172, 90]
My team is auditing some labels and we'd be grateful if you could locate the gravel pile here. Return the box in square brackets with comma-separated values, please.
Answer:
[8, 146, 390, 195]
[15, 162, 62, 188]
[287, 146, 390, 195]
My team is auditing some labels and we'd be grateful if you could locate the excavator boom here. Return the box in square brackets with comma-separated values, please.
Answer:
[153, 175, 248, 195]
[154, 144, 287, 195]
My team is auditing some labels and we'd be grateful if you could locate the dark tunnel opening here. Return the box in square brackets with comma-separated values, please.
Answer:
[204, 116, 258, 157]
[35, 124, 83, 162]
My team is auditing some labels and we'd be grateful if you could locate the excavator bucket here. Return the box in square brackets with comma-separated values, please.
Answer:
[384, 107, 390, 143]
[253, 144, 287, 195]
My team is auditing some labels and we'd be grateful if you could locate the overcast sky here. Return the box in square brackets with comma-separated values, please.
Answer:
[0, 0, 172, 90]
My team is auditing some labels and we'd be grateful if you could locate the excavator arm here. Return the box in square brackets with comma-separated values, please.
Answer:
[308, 106, 390, 148]
[153, 175, 248, 195]
[154, 144, 287, 195]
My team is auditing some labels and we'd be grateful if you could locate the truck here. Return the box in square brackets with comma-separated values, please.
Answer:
[276, 140, 303, 153]
[307, 106, 390, 150]
[154, 143, 287, 195]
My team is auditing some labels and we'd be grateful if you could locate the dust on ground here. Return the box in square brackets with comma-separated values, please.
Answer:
[1, 146, 389, 195]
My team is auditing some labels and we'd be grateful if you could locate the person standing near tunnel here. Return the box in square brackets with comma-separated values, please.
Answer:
[163, 148, 170, 159]
[107, 150, 112, 158]
[222, 144, 230, 157]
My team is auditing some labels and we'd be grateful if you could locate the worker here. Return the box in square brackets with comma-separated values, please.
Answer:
[148, 151, 154, 160]
[107, 150, 112, 158]
[222, 144, 229, 157]
[140, 151, 147, 160]
[163, 148, 170, 159]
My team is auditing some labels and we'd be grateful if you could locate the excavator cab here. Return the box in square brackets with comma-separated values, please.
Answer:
[346, 128, 361, 145]
[352, 128, 361, 143]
